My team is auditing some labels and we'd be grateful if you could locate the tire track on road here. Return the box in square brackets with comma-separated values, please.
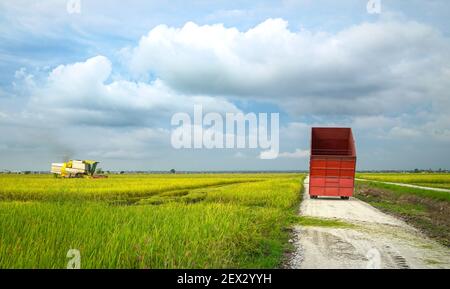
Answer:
[287, 176, 450, 269]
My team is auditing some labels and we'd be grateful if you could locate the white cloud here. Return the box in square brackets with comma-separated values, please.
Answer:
[127, 18, 450, 116]
[233, 151, 246, 158]
[81, 127, 172, 160]
[352, 116, 400, 130]
[278, 148, 310, 158]
[388, 126, 422, 138]
[25, 55, 240, 127]
[2, 12, 450, 170]
[259, 150, 278, 160]
[0, 55, 245, 167]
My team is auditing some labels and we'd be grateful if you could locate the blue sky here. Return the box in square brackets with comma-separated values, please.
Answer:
[0, 0, 449, 171]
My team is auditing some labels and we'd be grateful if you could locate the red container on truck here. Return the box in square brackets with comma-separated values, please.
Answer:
[309, 127, 356, 200]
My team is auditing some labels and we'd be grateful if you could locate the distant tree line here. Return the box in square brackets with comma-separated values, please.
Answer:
[1, 168, 449, 174]
[358, 168, 449, 173]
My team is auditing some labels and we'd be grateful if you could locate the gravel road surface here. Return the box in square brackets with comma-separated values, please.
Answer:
[287, 177, 450, 269]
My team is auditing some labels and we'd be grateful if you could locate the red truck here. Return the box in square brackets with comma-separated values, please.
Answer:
[309, 127, 357, 200]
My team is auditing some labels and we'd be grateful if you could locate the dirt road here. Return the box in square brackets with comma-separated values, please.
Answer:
[356, 178, 450, 193]
[288, 177, 450, 269]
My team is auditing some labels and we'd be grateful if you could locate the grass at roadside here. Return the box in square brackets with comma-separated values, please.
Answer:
[355, 181, 450, 247]
[0, 174, 304, 268]
[293, 216, 355, 228]
[356, 173, 450, 190]
[356, 181, 450, 202]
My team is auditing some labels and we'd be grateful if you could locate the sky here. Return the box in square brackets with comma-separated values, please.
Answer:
[0, 0, 449, 171]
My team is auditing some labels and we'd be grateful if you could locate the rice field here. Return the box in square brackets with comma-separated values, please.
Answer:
[356, 173, 450, 189]
[0, 173, 303, 268]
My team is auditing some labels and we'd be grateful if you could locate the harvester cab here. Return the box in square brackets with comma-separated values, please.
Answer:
[51, 160, 104, 178]
[84, 160, 99, 177]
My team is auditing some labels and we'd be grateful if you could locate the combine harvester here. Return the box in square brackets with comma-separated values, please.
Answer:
[51, 160, 107, 178]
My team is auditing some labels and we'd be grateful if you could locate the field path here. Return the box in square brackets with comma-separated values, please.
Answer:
[288, 176, 450, 269]
[356, 178, 450, 193]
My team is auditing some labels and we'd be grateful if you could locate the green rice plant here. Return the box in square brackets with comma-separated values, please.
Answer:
[0, 173, 304, 268]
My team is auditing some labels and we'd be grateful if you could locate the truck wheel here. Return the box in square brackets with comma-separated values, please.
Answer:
[311, 195, 318, 199]
[340, 196, 350, 200]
